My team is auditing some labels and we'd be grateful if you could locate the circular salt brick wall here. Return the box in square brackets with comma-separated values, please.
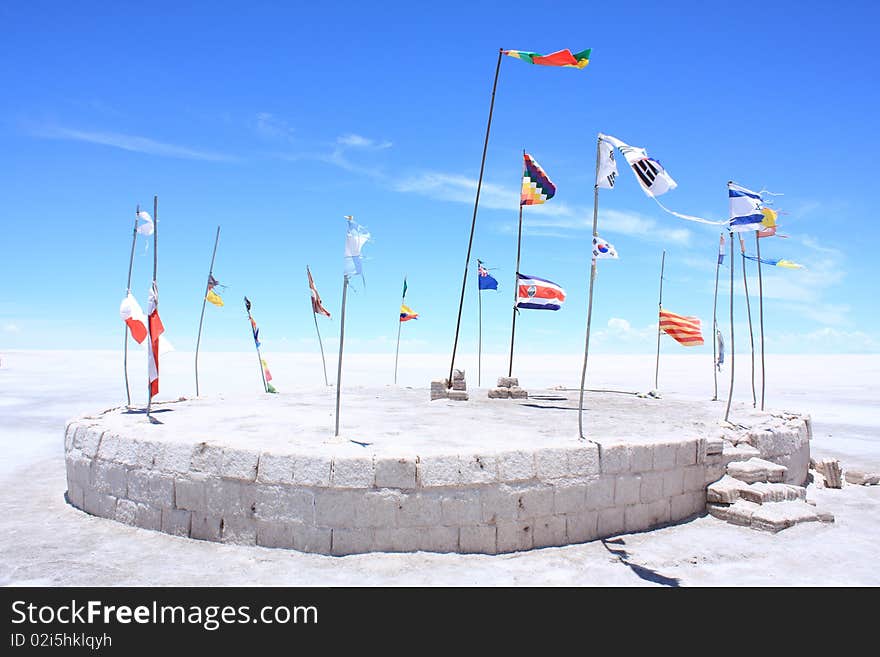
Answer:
[63, 395, 811, 555]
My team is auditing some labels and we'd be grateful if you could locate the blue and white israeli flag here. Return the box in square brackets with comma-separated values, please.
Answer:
[728, 182, 766, 233]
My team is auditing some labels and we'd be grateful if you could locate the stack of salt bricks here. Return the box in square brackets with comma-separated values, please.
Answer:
[430, 369, 468, 401]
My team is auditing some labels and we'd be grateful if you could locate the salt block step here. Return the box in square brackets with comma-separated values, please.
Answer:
[750, 501, 834, 533]
[707, 475, 752, 504]
[487, 388, 510, 399]
[845, 471, 880, 486]
[497, 377, 518, 388]
[707, 499, 760, 526]
[739, 482, 806, 505]
[726, 457, 787, 484]
[721, 443, 760, 466]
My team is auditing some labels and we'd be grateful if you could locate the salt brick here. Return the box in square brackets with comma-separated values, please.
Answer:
[440, 490, 482, 525]
[69, 455, 92, 488]
[127, 469, 174, 507]
[601, 443, 632, 475]
[614, 475, 641, 506]
[220, 449, 259, 481]
[373, 527, 422, 552]
[78, 426, 105, 458]
[221, 516, 257, 545]
[452, 369, 465, 381]
[175, 475, 207, 511]
[135, 440, 162, 469]
[496, 520, 533, 553]
[624, 500, 670, 533]
[155, 442, 194, 474]
[161, 508, 192, 537]
[671, 491, 705, 520]
[293, 454, 332, 487]
[585, 477, 615, 510]
[497, 450, 535, 482]
[64, 423, 76, 452]
[653, 442, 677, 470]
[630, 444, 654, 472]
[331, 528, 374, 555]
[565, 511, 598, 543]
[190, 443, 224, 474]
[675, 440, 698, 466]
[481, 485, 519, 523]
[254, 485, 315, 523]
[205, 479, 248, 517]
[66, 483, 84, 509]
[535, 448, 569, 479]
[458, 454, 498, 485]
[417, 454, 461, 487]
[134, 503, 162, 531]
[97, 432, 134, 465]
[331, 455, 375, 488]
[397, 492, 442, 527]
[447, 390, 469, 401]
[374, 457, 417, 489]
[354, 489, 400, 528]
[487, 388, 510, 399]
[314, 489, 358, 526]
[459, 525, 497, 554]
[256, 520, 295, 549]
[597, 507, 625, 537]
[553, 480, 588, 514]
[497, 377, 518, 388]
[423, 526, 459, 553]
[639, 471, 664, 504]
[683, 464, 707, 492]
[92, 460, 128, 497]
[115, 499, 138, 525]
[567, 443, 601, 477]
[293, 524, 332, 554]
[662, 468, 685, 498]
[452, 380, 466, 391]
[190, 512, 222, 542]
[533, 515, 566, 548]
[515, 484, 554, 519]
[508, 387, 528, 399]
[256, 453, 296, 484]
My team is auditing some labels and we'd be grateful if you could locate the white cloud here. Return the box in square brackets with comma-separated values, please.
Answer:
[336, 133, 392, 150]
[255, 112, 294, 141]
[2, 323, 21, 333]
[31, 125, 235, 161]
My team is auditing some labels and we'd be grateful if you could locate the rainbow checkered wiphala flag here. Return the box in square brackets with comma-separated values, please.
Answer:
[521, 152, 556, 206]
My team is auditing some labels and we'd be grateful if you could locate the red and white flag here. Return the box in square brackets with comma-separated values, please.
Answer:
[119, 293, 148, 343]
[307, 266, 331, 318]
[515, 273, 566, 311]
[146, 282, 164, 397]
[659, 309, 704, 347]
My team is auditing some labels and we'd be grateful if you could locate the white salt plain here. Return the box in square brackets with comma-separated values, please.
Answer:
[1, 350, 878, 586]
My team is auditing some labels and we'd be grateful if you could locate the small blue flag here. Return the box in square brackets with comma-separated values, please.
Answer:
[477, 261, 498, 291]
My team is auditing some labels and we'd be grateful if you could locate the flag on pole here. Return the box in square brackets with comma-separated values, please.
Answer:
[659, 309, 704, 347]
[718, 234, 726, 264]
[136, 211, 154, 236]
[477, 262, 498, 290]
[596, 136, 618, 189]
[344, 216, 371, 279]
[245, 297, 261, 347]
[400, 304, 419, 322]
[120, 293, 148, 343]
[516, 273, 566, 311]
[205, 274, 224, 307]
[598, 134, 677, 197]
[729, 182, 767, 233]
[592, 235, 618, 259]
[521, 153, 556, 205]
[402, 278, 408, 299]
[743, 255, 805, 269]
[261, 359, 277, 393]
[716, 329, 725, 370]
[146, 282, 164, 397]
[307, 267, 331, 318]
[502, 48, 591, 69]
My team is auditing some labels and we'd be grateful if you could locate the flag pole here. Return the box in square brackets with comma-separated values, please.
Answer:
[123, 204, 139, 407]
[507, 193, 524, 378]
[146, 195, 158, 420]
[578, 136, 602, 440]
[393, 276, 406, 385]
[756, 231, 766, 410]
[724, 231, 736, 422]
[245, 298, 268, 393]
[738, 234, 757, 407]
[477, 260, 483, 387]
[308, 267, 330, 387]
[335, 275, 350, 436]
[654, 250, 666, 391]
[711, 233, 722, 401]
[448, 47, 503, 389]
[194, 225, 220, 397]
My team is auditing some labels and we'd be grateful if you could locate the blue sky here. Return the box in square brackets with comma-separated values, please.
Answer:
[1, 0, 878, 358]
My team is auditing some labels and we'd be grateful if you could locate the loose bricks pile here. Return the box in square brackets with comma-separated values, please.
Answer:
[488, 377, 528, 400]
[430, 369, 468, 401]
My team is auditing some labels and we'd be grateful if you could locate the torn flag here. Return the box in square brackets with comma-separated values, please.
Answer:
[147, 282, 164, 397]
[120, 292, 148, 343]
[502, 48, 591, 69]
[307, 266, 331, 318]
[659, 309, 704, 347]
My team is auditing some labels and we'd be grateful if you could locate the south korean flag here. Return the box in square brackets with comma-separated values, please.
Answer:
[592, 235, 619, 259]
[596, 136, 618, 189]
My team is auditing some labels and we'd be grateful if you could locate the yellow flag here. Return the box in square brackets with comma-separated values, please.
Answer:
[206, 289, 224, 306]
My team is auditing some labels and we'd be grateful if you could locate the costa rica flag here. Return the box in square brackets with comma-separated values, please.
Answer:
[515, 273, 566, 311]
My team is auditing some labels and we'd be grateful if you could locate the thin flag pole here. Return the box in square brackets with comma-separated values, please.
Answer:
[578, 136, 602, 440]
[335, 275, 350, 436]
[146, 195, 158, 420]
[245, 298, 268, 393]
[724, 231, 736, 422]
[654, 250, 666, 390]
[194, 225, 220, 397]
[307, 266, 329, 386]
[739, 234, 757, 407]
[507, 194, 524, 378]
[123, 204, 139, 407]
[448, 47, 504, 389]
[477, 260, 483, 387]
[711, 233, 722, 401]
[756, 232, 766, 410]
[393, 276, 406, 385]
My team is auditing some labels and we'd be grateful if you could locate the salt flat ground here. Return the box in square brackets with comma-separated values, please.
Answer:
[1, 350, 878, 586]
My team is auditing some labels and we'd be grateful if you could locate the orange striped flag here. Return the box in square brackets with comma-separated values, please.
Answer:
[659, 309, 704, 347]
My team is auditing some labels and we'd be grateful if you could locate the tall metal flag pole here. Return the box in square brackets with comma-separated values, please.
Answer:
[307, 267, 329, 387]
[738, 234, 757, 407]
[724, 232, 736, 422]
[654, 250, 666, 390]
[578, 136, 602, 440]
[393, 276, 407, 384]
[711, 233, 723, 401]
[335, 275, 349, 437]
[507, 160, 525, 378]
[244, 297, 268, 393]
[756, 232, 766, 410]
[194, 225, 221, 397]
[477, 260, 483, 387]
[123, 204, 139, 407]
[146, 195, 158, 420]
[448, 48, 503, 389]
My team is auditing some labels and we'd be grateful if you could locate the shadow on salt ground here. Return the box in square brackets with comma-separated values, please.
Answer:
[519, 403, 576, 411]
[602, 538, 680, 587]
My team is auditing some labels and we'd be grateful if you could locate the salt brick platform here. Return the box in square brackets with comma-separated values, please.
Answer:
[63, 388, 812, 555]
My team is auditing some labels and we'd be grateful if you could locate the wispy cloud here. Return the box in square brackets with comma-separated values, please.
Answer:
[2, 323, 21, 334]
[31, 125, 235, 162]
[337, 133, 392, 150]
[254, 112, 295, 142]
[277, 132, 391, 177]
